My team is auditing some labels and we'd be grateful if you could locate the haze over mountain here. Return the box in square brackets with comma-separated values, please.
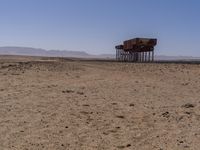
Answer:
[0, 47, 91, 58]
[0, 46, 200, 60]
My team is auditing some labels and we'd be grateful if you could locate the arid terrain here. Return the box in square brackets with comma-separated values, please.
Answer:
[0, 55, 200, 150]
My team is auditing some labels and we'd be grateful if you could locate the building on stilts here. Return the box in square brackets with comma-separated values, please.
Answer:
[115, 38, 157, 62]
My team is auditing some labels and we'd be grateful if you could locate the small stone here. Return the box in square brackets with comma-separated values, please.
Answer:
[178, 116, 184, 121]
[63, 90, 74, 93]
[179, 141, 184, 144]
[112, 103, 117, 105]
[117, 145, 125, 149]
[116, 115, 125, 119]
[103, 132, 109, 135]
[162, 112, 170, 118]
[185, 112, 191, 115]
[77, 91, 84, 95]
[182, 103, 195, 108]
[184, 145, 190, 148]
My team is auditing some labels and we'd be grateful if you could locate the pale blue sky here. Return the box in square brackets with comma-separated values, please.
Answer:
[0, 0, 200, 56]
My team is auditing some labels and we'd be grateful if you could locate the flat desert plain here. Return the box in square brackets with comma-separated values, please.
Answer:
[0, 56, 200, 150]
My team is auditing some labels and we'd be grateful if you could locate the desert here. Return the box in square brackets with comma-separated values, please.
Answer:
[0, 55, 200, 150]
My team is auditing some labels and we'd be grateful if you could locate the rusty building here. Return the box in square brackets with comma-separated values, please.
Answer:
[115, 38, 157, 62]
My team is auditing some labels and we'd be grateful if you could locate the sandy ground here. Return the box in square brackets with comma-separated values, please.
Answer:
[0, 55, 200, 150]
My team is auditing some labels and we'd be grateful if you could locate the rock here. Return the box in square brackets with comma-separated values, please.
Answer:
[112, 103, 117, 105]
[117, 145, 126, 149]
[103, 132, 109, 135]
[77, 91, 84, 95]
[80, 111, 90, 115]
[184, 145, 190, 148]
[116, 115, 125, 119]
[179, 140, 184, 144]
[62, 90, 74, 93]
[177, 139, 184, 145]
[185, 112, 192, 115]
[182, 103, 195, 108]
[162, 112, 170, 118]
[182, 83, 189, 86]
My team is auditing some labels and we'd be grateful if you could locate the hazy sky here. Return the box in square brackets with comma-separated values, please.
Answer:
[0, 0, 200, 56]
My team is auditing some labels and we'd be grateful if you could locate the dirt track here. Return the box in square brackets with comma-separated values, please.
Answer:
[0, 56, 200, 150]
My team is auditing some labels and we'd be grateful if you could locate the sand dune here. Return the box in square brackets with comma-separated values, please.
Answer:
[0, 55, 200, 150]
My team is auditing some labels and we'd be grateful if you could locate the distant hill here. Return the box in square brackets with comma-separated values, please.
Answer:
[155, 55, 200, 61]
[0, 47, 199, 60]
[0, 47, 91, 58]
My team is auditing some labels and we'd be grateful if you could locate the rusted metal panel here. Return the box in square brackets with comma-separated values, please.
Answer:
[123, 38, 157, 51]
[115, 45, 124, 50]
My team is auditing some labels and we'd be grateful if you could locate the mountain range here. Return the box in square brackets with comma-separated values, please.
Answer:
[0, 47, 92, 58]
[0, 46, 199, 60]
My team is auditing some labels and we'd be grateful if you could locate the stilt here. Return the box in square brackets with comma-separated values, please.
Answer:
[145, 52, 147, 62]
[148, 51, 151, 62]
[142, 52, 144, 62]
[139, 52, 141, 62]
[152, 50, 154, 62]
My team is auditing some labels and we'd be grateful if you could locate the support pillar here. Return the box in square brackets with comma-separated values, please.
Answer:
[145, 52, 147, 62]
[142, 52, 144, 62]
[148, 51, 151, 62]
[139, 52, 141, 62]
[152, 50, 154, 62]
